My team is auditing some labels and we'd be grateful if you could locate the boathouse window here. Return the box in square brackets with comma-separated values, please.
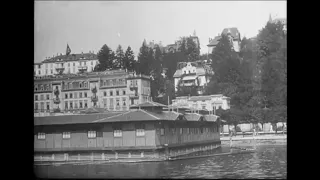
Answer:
[37, 133, 45, 140]
[88, 131, 96, 138]
[63, 132, 71, 139]
[160, 128, 165, 135]
[114, 130, 122, 137]
[35, 95, 38, 101]
[136, 124, 145, 136]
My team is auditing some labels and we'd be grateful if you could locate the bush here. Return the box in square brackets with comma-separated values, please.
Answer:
[235, 126, 242, 132]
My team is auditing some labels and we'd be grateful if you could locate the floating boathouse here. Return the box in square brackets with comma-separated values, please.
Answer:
[34, 102, 222, 163]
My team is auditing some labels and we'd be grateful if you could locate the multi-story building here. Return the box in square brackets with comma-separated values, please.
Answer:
[207, 27, 241, 53]
[173, 61, 214, 95]
[171, 94, 230, 111]
[34, 70, 151, 116]
[34, 50, 99, 77]
[269, 14, 287, 32]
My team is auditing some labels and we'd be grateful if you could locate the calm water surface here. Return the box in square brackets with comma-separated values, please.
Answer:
[34, 144, 286, 179]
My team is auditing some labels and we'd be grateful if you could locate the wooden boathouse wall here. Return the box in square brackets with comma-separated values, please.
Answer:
[34, 121, 220, 151]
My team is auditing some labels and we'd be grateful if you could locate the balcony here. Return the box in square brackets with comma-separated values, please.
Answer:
[53, 98, 60, 104]
[55, 67, 65, 75]
[78, 66, 88, 73]
[129, 83, 138, 89]
[129, 93, 139, 99]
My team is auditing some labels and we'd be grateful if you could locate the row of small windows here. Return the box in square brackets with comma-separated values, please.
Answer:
[65, 100, 88, 109]
[35, 94, 51, 101]
[101, 79, 126, 87]
[65, 92, 88, 99]
[34, 84, 52, 92]
[63, 81, 88, 90]
[37, 127, 218, 140]
[34, 102, 50, 111]
[103, 98, 127, 108]
[103, 90, 126, 97]
[39, 61, 95, 69]
[37, 129, 145, 140]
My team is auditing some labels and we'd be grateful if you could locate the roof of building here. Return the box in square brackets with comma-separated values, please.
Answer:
[34, 112, 122, 126]
[130, 101, 167, 108]
[207, 36, 221, 47]
[221, 27, 241, 40]
[184, 113, 202, 121]
[42, 53, 97, 63]
[203, 114, 219, 122]
[80, 107, 109, 114]
[173, 67, 206, 78]
[34, 108, 219, 126]
[189, 96, 212, 101]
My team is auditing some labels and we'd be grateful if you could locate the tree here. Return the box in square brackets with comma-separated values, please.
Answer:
[123, 46, 136, 71]
[115, 45, 125, 69]
[162, 51, 188, 79]
[94, 44, 116, 71]
[150, 45, 165, 100]
[178, 36, 200, 62]
[136, 40, 154, 75]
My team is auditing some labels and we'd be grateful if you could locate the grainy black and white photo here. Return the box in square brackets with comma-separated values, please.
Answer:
[34, 1, 287, 178]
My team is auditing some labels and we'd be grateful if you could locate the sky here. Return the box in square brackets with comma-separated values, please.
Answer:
[34, 1, 286, 63]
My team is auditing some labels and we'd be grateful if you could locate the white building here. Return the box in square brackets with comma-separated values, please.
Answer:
[173, 61, 214, 95]
[34, 52, 99, 77]
[171, 94, 230, 111]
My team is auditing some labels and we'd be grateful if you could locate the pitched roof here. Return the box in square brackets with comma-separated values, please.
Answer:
[34, 112, 122, 126]
[184, 113, 202, 121]
[130, 101, 167, 108]
[203, 114, 219, 122]
[80, 107, 109, 114]
[207, 36, 221, 46]
[221, 27, 241, 40]
[42, 53, 97, 63]
[189, 96, 212, 101]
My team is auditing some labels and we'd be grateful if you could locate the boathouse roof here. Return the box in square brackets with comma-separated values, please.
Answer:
[34, 108, 219, 126]
[130, 101, 167, 108]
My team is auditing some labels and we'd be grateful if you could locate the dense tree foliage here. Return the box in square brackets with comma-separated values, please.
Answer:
[123, 46, 135, 71]
[94, 44, 116, 71]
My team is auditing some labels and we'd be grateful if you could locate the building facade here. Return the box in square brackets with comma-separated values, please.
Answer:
[34, 70, 151, 116]
[172, 94, 231, 111]
[164, 30, 200, 53]
[34, 52, 99, 76]
[173, 61, 214, 95]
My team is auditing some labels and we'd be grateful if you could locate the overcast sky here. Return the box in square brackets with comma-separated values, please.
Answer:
[34, 1, 286, 63]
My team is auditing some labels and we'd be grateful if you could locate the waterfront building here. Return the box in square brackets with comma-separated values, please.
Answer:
[173, 61, 214, 95]
[34, 69, 151, 116]
[34, 102, 221, 162]
[207, 27, 241, 53]
[171, 94, 230, 112]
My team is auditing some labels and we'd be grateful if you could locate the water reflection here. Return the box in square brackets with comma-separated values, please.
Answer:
[35, 145, 287, 179]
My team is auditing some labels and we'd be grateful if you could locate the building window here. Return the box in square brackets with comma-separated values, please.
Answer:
[116, 90, 119, 96]
[70, 102, 73, 109]
[74, 101, 78, 109]
[79, 83, 82, 88]
[65, 93, 68, 99]
[79, 92, 82, 98]
[160, 128, 165, 135]
[63, 132, 71, 139]
[136, 129, 145, 136]
[35, 95, 38, 101]
[110, 99, 114, 107]
[116, 99, 120, 106]
[103, 99, 107, 107]
[84, 92, 87, 97]
[123, 90, 126, 95]
[38, 70, 41, 75]
[80, 101, 83, 108]
[46, 102, 50, 110]
[84, 100, 88, 108]
[110, 91, 113, 96]
[68, 63, 70, 67]
[202, 106, 206, 110]
[88, 131, 96, 138]
[46, 94, 50, 100]
[34, 103, 38, 110]
[46, 69, 48, 74]
[51, 69, 53, 74]
[37, 133, 45, 140]
[104, 91, 107, 96]
[180, 128, 183, 134]
[113, 129, 122, 137]
[40, 94, 44, 100]
[70, 93, 73, 98]
[84, 82, 87, 88]
[186, 128, 190, 134]
[122, 98, 126, 106]
[74, 92, 78, 98]
[73, 63, 75, 66]
[65, 102, 68, 109]
[91, 61, 93, 66]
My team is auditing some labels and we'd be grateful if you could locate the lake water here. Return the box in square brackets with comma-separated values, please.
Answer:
[34, 144, 287, 179]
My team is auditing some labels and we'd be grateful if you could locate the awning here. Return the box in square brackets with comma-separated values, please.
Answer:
[182, 75, 197, 81]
